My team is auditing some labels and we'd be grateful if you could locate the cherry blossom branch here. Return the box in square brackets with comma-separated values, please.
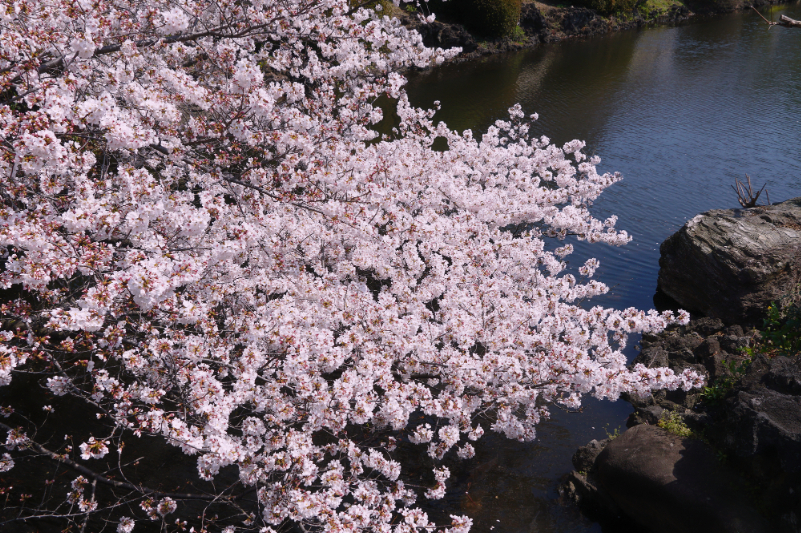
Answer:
[0, 2, 703, 532]
[0, 422, 234, 503]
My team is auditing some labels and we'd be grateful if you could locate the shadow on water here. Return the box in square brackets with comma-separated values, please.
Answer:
[402, 4, 801, 532]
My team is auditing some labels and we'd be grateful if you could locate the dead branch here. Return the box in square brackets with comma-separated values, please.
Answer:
[780, 14, 801, 27]
[751, 5, 778, 26]
[751, 6, 801, 28]
[731, 174, 769, 208]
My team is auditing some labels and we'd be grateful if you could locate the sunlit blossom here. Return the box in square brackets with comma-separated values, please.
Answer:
[0, 0, 702, 530]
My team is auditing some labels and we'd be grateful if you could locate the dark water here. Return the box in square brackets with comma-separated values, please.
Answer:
[404, 4, 801, 532]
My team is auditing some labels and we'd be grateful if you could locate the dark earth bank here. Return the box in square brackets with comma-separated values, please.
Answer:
[400, 0, 793, 61]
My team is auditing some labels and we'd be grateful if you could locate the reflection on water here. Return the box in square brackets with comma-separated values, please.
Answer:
[405, 4, 801, 532]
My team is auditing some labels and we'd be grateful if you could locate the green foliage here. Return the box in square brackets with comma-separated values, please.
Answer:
[427, 0, 521, 38]
[405, 3, 417, 12]
[702, 289, 800, 404]
[641, 0, 679, 12]
[761, 298, 801, 356]
[657, 411, 693, 438]
[465, 0, 522, 37]
[683, 0, 738, 12]
[603, 424, 621, 440]
[701, 380, 729, 404]
[511, 24, 526, 42]
[701, 355, 752, 404]
[574, 0, 639, 16]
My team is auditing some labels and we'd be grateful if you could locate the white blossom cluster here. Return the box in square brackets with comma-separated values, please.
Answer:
[0, 0, 703, 531]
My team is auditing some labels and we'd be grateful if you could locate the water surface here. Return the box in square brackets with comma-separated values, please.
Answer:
[404, 4, 801, 532]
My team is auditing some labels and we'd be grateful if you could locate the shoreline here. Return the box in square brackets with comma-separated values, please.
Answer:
[398, 0, 795, 63]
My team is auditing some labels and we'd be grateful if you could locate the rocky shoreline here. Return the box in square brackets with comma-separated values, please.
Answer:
[400, 0, 793, 62]
[561, 198, 801, 532]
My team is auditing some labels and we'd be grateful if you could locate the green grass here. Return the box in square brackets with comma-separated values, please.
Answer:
[641, 0, 681, 14]
[761, 298, 801, 356]
[701, 354, 752, 404]
[657, 411, 693, 438]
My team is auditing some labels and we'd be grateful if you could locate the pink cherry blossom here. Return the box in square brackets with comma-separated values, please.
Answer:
[79, 437, 109, 460]
[0, 0, 703, 531]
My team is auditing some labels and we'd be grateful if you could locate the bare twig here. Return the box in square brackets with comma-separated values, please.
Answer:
[731, 174, 768, 208]
[751, 6, 801, 28]
[751, 5, 778, 26]
[0, 422, 233, 503]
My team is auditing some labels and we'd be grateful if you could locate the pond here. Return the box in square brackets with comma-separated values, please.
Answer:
[402, 3, 801, 532]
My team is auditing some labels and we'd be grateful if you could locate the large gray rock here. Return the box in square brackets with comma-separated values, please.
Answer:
[657, 197, 801, 325]
[594, 424, 770, 533]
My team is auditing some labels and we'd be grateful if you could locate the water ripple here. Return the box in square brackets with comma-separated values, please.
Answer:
[405, 6, 801, 531]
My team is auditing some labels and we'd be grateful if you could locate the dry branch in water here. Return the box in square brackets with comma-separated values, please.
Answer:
[780, 14, 801, 26]
[750, 6, 801, 27]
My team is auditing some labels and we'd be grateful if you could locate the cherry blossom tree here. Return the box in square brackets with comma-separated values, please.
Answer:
[0, 0, 703, 531]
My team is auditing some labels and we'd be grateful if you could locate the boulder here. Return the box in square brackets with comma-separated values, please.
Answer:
[569, 317, 800, 532]
[657, 197, 801, 326]
[400, 15, 478, 52]
[594, 424, 770, 533]
[712, 355, 801, 474]
[703, 355, 801, 530]
[723, 388, 801, 471]
[572, 438, 608, 473]
[519, 4, 546, 33]
[625, 404, 665, 427]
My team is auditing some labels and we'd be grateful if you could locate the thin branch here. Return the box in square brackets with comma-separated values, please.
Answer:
[219, 174, 327, 216]
[750, 6, 801, 28]
[35, 23, 267, 76]
[0, 422, 234, 503]
[751, 5, 778, 26]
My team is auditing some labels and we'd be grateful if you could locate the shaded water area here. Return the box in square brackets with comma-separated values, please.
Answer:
[402, 4, 801, 532]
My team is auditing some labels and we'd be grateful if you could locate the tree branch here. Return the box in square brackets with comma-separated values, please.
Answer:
[0, 422, 234, 503]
